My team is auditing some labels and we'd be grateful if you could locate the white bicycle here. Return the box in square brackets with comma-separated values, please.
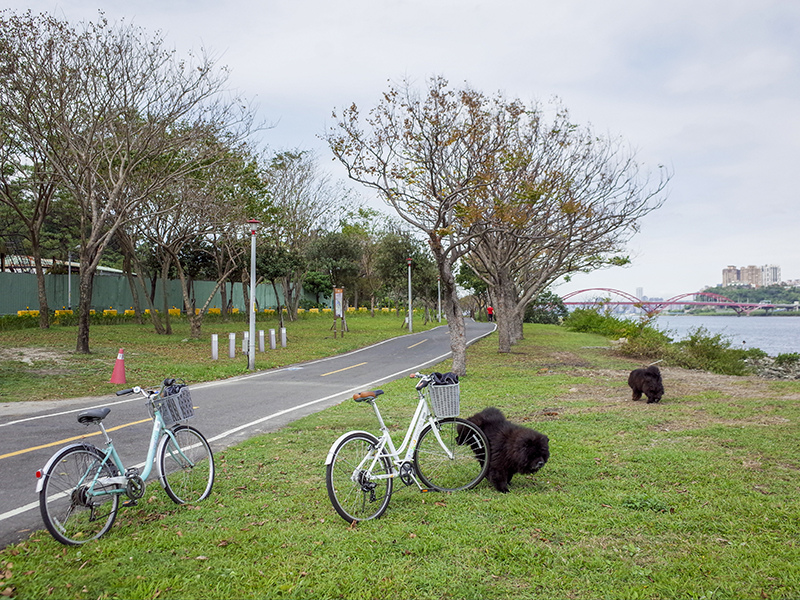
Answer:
[324, 372, 490, 523]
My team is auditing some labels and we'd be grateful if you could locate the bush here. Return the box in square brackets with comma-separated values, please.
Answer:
[524, 291, 569, 324]
[668, 326, 754, 376]
[563, 309, 758, 376]
[775, 352, 800, 367]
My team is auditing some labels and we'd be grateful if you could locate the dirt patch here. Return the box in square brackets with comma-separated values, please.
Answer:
[0, 347, 70, 366]
[533, 364, 800, 428]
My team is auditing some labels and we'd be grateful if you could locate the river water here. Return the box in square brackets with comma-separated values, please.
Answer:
[651, 314, 800, 356]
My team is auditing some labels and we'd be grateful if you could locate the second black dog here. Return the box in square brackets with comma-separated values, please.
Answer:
[460, 407, 549, 493]
[628, 365, 664, 403]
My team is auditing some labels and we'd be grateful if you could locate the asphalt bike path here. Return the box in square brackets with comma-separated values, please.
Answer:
[0, 321, 495, 548]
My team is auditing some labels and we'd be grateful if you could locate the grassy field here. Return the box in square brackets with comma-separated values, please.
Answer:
[0, 311, 438, 402]
[2, 323, 800, 599]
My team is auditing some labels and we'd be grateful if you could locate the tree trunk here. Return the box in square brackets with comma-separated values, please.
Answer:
[161, 258, 173, 335]
[432, 242, 467, 376]
[220, 280, 229, 320]
[75, 260, 96, 354]
[32, 245, 51, 329]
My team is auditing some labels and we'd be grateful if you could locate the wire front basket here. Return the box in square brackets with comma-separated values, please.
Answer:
[150, 386, 194, 426]
[428, 383, 460, 419]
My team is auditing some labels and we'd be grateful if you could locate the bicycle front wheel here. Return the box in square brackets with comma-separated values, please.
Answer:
[39, 444, 121, 545]
[414, 417, 489, 492]
[158, 425, 215, 504]
[326, 432, 393, 523]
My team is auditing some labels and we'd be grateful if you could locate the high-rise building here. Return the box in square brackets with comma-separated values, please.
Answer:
[762, 264, 781, 286]
[722, 264, 783, 287]
[722, 266, 740, 286]
[740, 265, 762, 287]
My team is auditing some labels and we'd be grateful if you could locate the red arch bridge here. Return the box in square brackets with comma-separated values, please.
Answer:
[560, 288, 800, 317]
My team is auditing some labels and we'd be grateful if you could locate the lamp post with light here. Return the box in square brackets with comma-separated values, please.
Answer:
[247, 219, 260, 371]
[407, 257, 412, 333]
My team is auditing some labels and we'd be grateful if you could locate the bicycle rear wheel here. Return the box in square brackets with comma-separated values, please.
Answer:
[39, 444, 121, 545]
[326, 432, 393, 523]
[414, 417, 489, 492]
[158, 425, 215, 504]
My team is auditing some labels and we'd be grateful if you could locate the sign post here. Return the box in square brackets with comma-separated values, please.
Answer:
[333, 287, 344, 338]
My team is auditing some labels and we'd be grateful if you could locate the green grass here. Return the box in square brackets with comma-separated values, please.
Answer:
[3, 324, 800, 599]
[0, 311, 437, 402]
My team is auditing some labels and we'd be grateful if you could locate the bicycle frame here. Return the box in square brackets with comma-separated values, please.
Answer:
[86, 409, 178, 498]
[35, 394, 184, 501]
[325, 386, 453, 489]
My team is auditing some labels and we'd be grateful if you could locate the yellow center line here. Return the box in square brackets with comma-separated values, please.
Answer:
[408, 339, 428, 349]
[321, 362, 368, 377]
[0, 418, 151, 461]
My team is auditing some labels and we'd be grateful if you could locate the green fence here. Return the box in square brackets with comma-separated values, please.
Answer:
[1, 271, 286, 316]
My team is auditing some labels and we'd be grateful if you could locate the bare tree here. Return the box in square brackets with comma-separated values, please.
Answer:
[326, 77, 522, 375]
[1, 11, 254, 352]
[263, 150, 347, 320]
[0, 11, 69, 328]
[464, 101, 670, 352]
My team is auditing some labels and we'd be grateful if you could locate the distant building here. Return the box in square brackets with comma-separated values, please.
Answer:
[763, 264, 781, 286]
[740, 265, 762, 287]
[721, 264, 783, 288]
[722, 266, 740, 286]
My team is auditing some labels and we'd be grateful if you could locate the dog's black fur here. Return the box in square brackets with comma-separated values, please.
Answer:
[628, 365, 664, 403]
[460, 407, 549, 493]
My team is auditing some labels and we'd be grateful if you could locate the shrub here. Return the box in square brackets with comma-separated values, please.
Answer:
[563, 309, 757, 375]
[669, 326, 754, 376]
[524, 291, 569, 324]
[775, 352, 800, 367]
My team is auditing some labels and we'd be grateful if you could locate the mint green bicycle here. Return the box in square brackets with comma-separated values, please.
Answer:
[36, 379, 215, 545]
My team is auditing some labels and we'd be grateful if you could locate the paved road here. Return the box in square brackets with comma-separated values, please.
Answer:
[0, 321, 495, 548]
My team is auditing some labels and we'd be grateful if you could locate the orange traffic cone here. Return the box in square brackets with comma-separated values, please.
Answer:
[110, 348, 126, 384]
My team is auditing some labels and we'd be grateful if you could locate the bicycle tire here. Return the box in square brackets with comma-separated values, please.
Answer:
[414, 417, 489, 492]
[326, 432, 393, 523]
[39, 444, 121, 545]
[157, 425, 215, 504]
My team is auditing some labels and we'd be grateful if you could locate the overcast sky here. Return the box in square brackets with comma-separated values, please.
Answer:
[8, 0, 800, 300]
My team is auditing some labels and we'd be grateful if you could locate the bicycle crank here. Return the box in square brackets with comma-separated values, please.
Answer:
[125, 468, 145, 501]
[399, 462, 415, 486]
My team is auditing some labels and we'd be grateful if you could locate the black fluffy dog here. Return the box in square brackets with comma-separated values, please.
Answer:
[460, 407, 549, 493]
[628, 365, 664, 403]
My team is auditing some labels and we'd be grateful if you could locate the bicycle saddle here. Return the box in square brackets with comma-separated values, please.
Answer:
[77, 407, 111, 424]
[353, 390, 383, 402]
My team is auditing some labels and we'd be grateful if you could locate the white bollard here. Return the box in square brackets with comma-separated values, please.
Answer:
[281, 327, 287, 348]
[211, 334, 218, 360]
[259, 330, 265, 353]
[242, 332, 249, 354]
[269, 329, 276, 350]
[228, 332, 236, 358]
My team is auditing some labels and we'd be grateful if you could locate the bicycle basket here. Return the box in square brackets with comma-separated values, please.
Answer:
[428, 382, 460, 418]
[150, 386, 194, 426]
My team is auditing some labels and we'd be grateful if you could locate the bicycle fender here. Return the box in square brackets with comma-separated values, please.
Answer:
[35, 442, 100, 493]
[324, 430, 375, 465]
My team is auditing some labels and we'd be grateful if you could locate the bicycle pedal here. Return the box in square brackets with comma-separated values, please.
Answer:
[122, 499, 138, 507]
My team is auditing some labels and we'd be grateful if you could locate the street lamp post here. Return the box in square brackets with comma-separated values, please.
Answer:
[407, 257, 412, 333]
[247, 219, 260, 371]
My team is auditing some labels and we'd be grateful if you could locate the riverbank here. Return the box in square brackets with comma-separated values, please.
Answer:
[653, 313, 800, 357]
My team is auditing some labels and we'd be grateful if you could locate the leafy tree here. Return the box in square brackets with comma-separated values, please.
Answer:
[524, 290, 568, 324]
[306, 231, 362, 303]
[303, 271, 333, 305]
